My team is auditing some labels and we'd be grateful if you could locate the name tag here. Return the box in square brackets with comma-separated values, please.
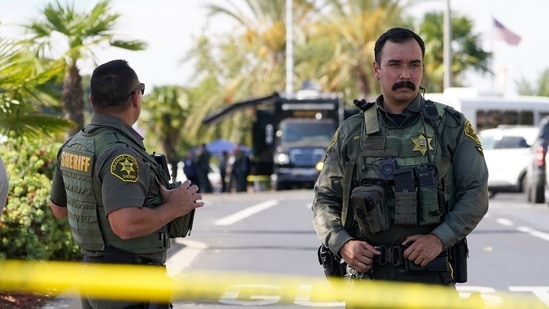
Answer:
[60, 149, 93, 176]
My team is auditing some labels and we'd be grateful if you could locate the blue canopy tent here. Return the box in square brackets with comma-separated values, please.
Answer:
[206, 139, 250, 156]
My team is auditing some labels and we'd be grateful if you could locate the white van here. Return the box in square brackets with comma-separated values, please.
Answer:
[425, 88, 549, 132]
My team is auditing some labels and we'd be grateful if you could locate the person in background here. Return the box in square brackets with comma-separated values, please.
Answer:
[230, 144, 249, 192]
[312, 27, 489, 299]
[0, 155, 8, 215]
[183, 151, 199, 187]
[49, 59, 204, 309]
[218, 151, 229, 193]
[196, 143, 213, 193]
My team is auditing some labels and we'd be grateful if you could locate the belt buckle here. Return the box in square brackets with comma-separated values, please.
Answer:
[374, 245, 388, 265]
[390, 246, 404, 266]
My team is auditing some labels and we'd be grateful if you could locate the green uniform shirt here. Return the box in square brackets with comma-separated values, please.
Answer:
[50, 113, 166, 262]
[51, 113, 153, 213]
[312, 94, 489, 256]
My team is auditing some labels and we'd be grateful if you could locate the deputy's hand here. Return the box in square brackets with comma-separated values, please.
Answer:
[402, 234, 443, 266]
[339, 239, 381, 273]
[160, 180, 204, 217]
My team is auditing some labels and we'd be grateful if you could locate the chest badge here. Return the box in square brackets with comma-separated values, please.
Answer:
[412, 133, 433, 156]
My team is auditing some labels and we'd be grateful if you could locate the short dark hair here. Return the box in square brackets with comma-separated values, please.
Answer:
[374, 27, 425, 63]
[90, 59, 139, 111]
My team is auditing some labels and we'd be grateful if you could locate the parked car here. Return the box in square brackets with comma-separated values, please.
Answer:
[478, 125, 539, 198]
[525, 116, 549, 203]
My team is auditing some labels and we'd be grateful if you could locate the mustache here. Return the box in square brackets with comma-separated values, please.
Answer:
[392, 81, 416, 91]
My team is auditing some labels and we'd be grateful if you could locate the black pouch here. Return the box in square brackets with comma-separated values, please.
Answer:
[350, 184, 389, 234]
[168, 209, 195, 238]
[393, 191, 417, 225]
[104, 245, 136, 264]
[317, 244, 346, 278]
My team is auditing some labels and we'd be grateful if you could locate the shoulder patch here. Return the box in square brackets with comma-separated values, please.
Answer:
[464, 120, 483, 153]
[326, 128, 339, 153]
[110, 154, 139, 183]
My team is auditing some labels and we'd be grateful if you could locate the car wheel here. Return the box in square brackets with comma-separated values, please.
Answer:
[275, 181, 289, 191]
[520, 174, 528, 193]
[532, 184, 546, 203]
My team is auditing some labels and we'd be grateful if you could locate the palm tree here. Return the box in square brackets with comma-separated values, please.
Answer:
[307, 0, 411, 99]
[204, 0, 318, 95]
[418, 11, 491, 92]
[183, 0, 316, 145]
[139, 85, 192, 179]
[202, 0, 410, 103]
[20, 0, 147, 137]
[0, 36, 71, 140]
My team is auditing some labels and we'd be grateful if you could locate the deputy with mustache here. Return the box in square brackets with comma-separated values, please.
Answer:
[312, 27, 489, 296]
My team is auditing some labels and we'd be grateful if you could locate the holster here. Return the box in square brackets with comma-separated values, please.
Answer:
[317, 244, 346, 278]
[450, 238, 468, 282]
[104, 245, 136, 264]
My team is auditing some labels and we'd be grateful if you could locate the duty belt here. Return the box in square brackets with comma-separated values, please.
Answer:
[373, 245, 405, 266]
[373, 245, 450, 272]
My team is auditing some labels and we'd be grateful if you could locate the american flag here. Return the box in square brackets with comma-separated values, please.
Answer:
[493, 18, 521, 46]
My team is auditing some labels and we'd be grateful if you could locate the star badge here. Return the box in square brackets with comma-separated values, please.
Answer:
[412, 133, 433, 156]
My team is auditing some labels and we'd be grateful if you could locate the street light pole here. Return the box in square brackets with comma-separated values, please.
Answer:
[285, 0, 294, 96]
[443, 0, 452, 90]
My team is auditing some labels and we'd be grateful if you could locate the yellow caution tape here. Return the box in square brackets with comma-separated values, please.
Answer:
[0, 260, 546, 308]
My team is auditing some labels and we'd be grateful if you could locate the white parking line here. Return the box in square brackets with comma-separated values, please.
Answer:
[517, 226, 549, 242]
[495, 217, 549, 242]
[214, 200, 279, 226]
[496, 218, 514, 226]
[166, 238, 207, 276]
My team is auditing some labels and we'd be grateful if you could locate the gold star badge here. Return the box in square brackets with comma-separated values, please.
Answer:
[412, 133, 433, 156]
[119, 158, 135, 175]
[111, 154, 139, 182]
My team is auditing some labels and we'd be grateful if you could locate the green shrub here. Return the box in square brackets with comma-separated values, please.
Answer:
[0, 137, 81, 261]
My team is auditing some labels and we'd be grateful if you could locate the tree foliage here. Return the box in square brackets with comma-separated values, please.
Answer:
[0, 36, 73, 140]
[418, 11, 491, 92]
[0, 136, 80, 261]
[20, 0, 147, 137]
[516, 68, 549, 97]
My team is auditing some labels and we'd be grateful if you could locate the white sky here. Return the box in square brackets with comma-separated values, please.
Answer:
[0, 0, 545, 97]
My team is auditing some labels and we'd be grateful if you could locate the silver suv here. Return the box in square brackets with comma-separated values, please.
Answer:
[479, 125, 539, 198]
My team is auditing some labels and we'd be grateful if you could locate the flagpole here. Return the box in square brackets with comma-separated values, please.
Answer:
[285, 0, 294, 96]
[490, 16, 496, 94]
[443, 0, 451, 90]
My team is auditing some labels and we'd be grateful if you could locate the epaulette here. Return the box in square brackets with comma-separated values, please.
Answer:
[444, 105, 463, 122]
[353, 99, 375, 111]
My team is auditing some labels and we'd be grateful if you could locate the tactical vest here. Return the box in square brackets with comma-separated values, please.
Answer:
[352, 101, 455, 227]
[59, 127, 173, 256]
